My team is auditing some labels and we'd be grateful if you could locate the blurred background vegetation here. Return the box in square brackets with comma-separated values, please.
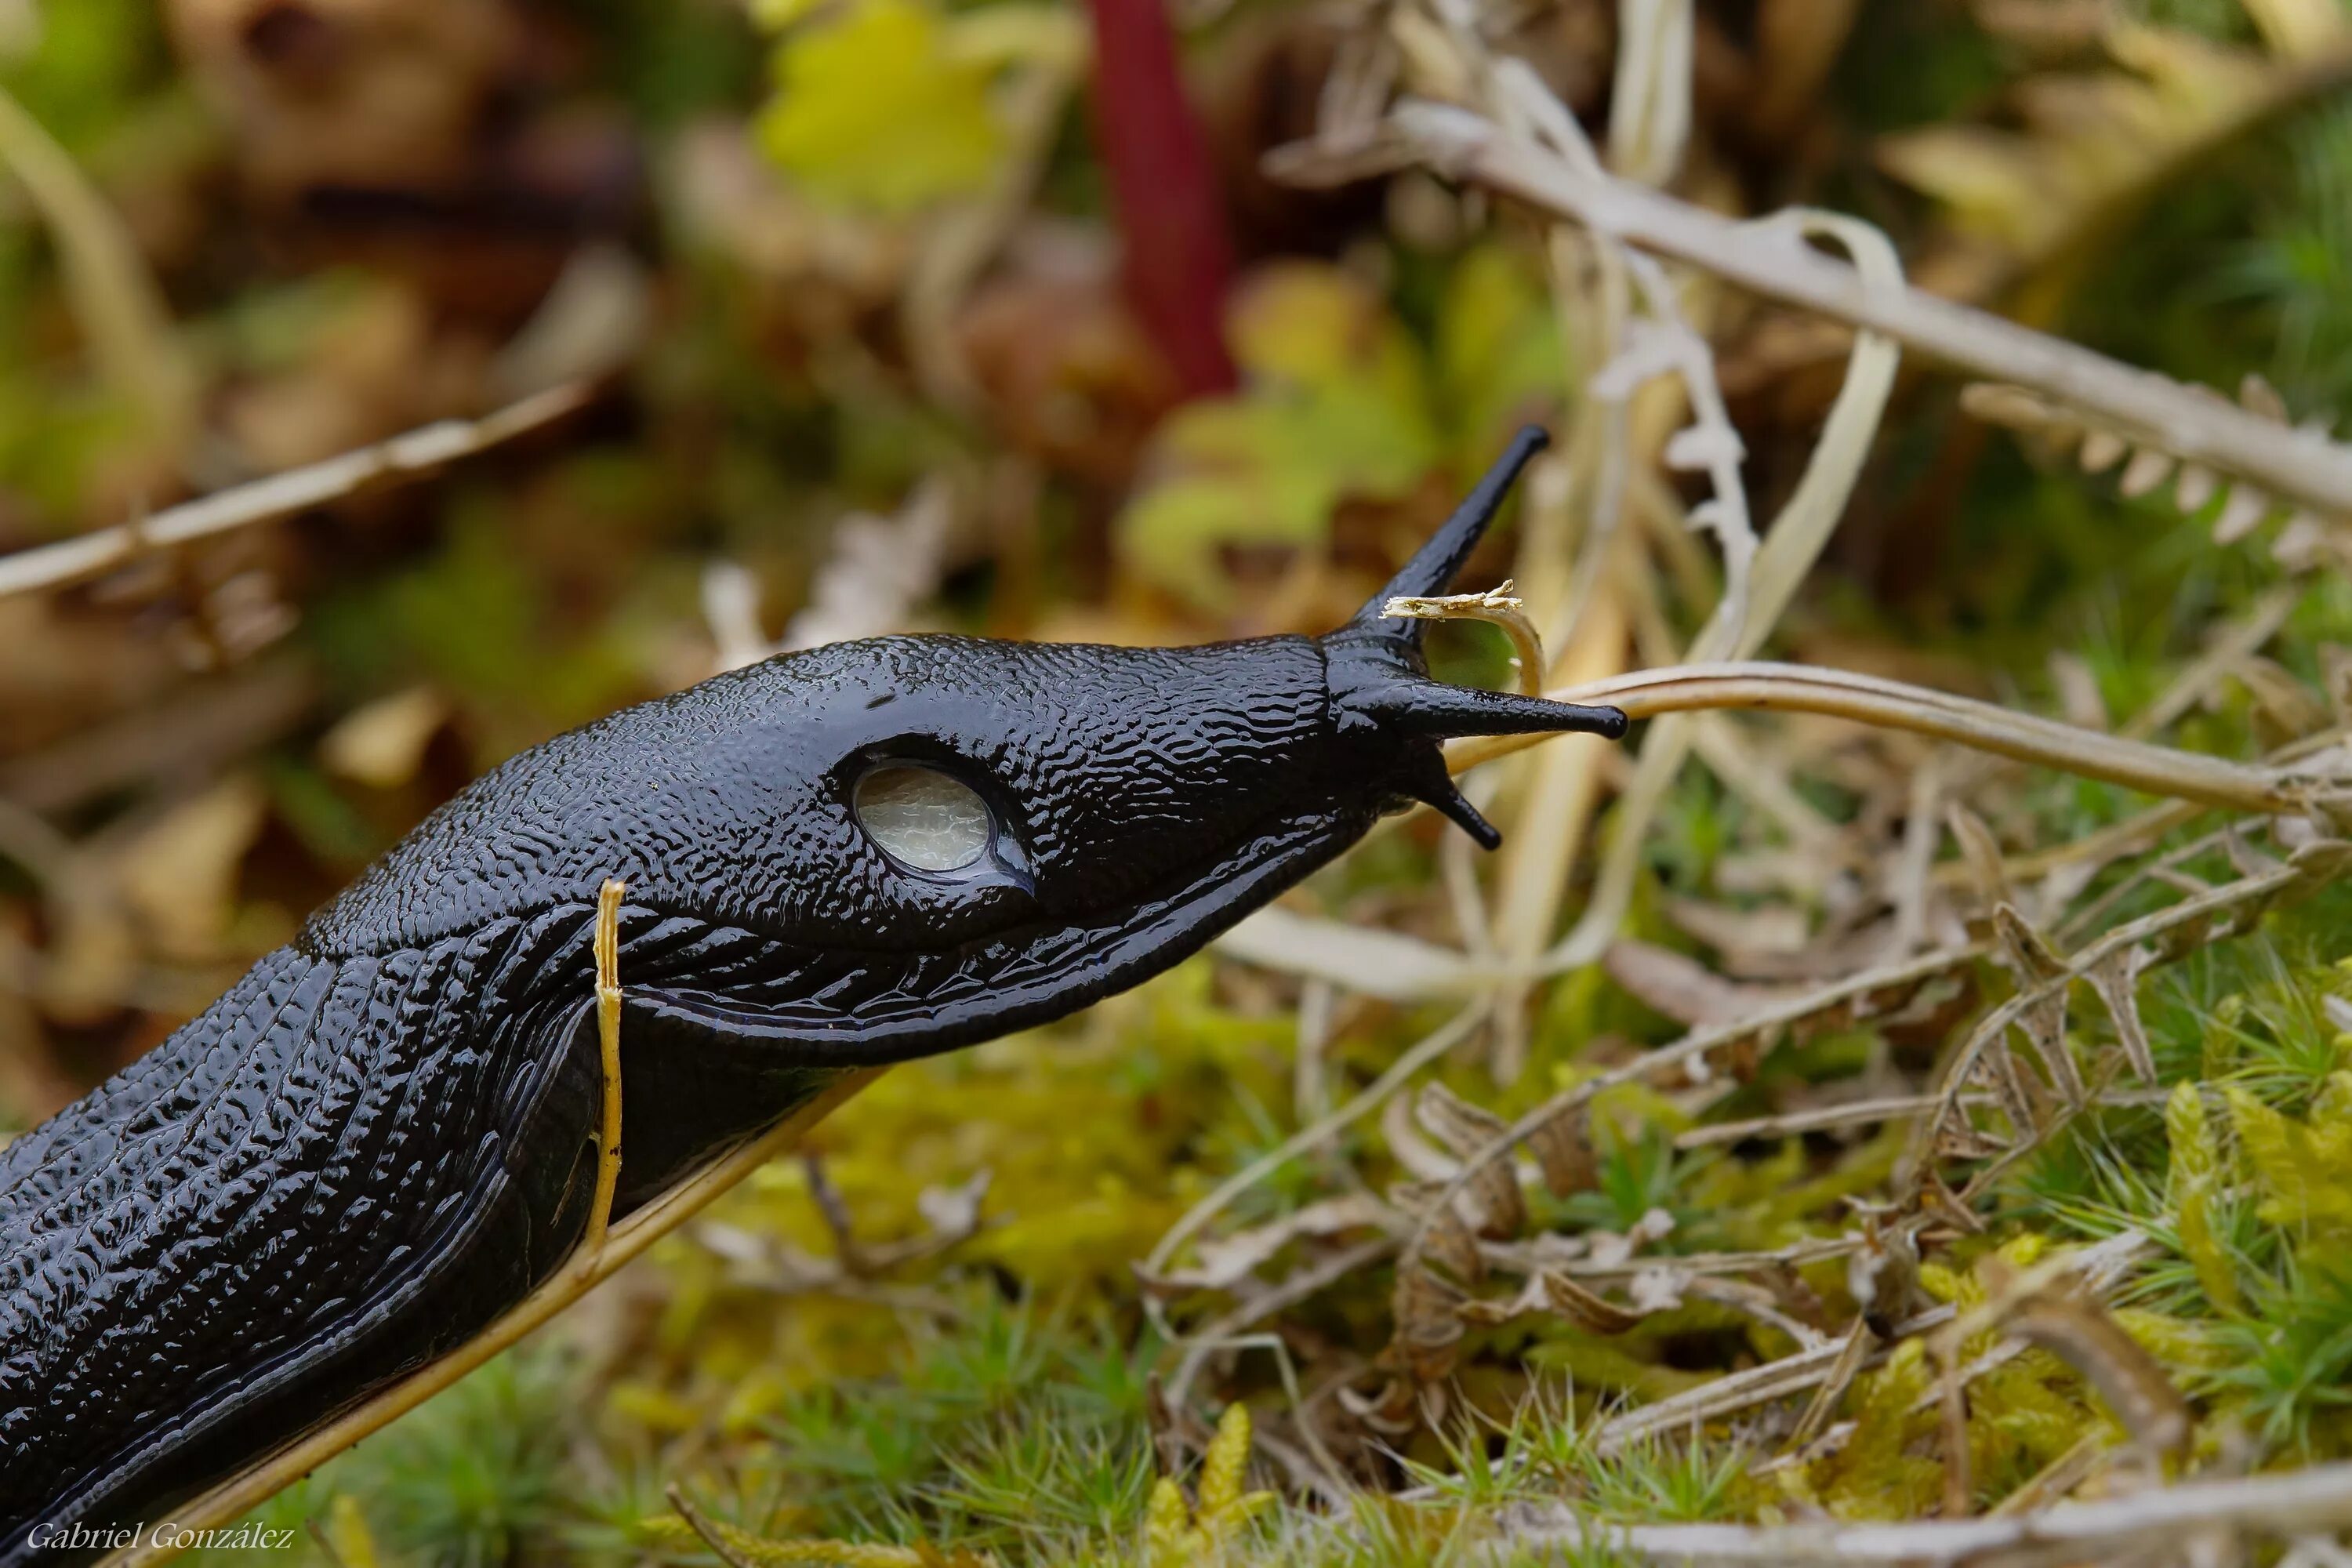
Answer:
[3, 0, 2352, 1562]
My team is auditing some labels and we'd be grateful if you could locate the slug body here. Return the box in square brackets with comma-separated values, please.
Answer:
[0, 432, 1624, 1559]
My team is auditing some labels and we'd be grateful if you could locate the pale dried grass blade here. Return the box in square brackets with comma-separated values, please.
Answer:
[1450, 661, 2318, 820]
[0, 85, 194, 463]
[1214, 906, 1483, 998]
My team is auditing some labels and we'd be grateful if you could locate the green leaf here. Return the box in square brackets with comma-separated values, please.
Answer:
[1117, 263, 1440, 610]
[1434, 242, 1568, 465]
[756, 0, 1002, 216]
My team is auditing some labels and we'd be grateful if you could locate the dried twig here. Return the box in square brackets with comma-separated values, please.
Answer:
[1481, 1458, 2352, 1566]
[1585, 1234, 2144, 1454]
[1270, 102, 2352, 520]
[0, 385, 591, 601]
[583, 879, 626, 1261]
[1590, 1308, 1946, 1454]
[1225, 664, 2343, 1001]
[1675, 1088, 2168, 1150]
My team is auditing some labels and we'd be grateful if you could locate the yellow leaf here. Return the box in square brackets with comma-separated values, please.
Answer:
[757, 0, 1003, 216]
[1228, 264, 1366, 385]
[319, 684, 448, 789]
[114, 774, 269, 963]
[1433, 243, 1566, 467]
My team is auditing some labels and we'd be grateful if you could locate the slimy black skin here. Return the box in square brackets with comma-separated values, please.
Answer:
[0, 428, 1624, 1562]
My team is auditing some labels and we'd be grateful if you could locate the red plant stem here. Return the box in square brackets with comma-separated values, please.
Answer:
[1083, 0, 1239, 397]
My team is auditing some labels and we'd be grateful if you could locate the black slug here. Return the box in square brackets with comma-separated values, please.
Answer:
[0, 429, 1624, 1560]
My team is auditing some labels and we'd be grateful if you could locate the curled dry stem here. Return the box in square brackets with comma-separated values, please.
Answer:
[1551, 207, 1906, 971]
[1384, 583, 1547, 696]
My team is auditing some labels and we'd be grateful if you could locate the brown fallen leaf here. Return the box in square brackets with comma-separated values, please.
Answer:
[1414, 1082, 1525, 1238]
[319, 685, 449, 789]
[1526, 1101, 1599, 1199]
[114, 775, 270, 964]
[1456, 1269, 1647, 1334]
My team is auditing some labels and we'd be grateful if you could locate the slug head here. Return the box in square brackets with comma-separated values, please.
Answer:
[307, 427, 1624, 1076]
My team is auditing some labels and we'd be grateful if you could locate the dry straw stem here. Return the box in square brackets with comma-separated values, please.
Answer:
[1675, 1087, 2169, 1150]
[104, 1058, 882, 1566]
[1483, 1455, 2352, 1567]
[1605, 0, 1693, 187]
[1268, 102, 2352, 521]
[1445, 660, 2341, 821]
[0, 384, 592, 602]
[1590, 1305, 1947, 1456]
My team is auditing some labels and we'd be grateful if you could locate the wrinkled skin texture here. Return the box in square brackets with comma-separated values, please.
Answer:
[0, 431, 1623, 1563]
